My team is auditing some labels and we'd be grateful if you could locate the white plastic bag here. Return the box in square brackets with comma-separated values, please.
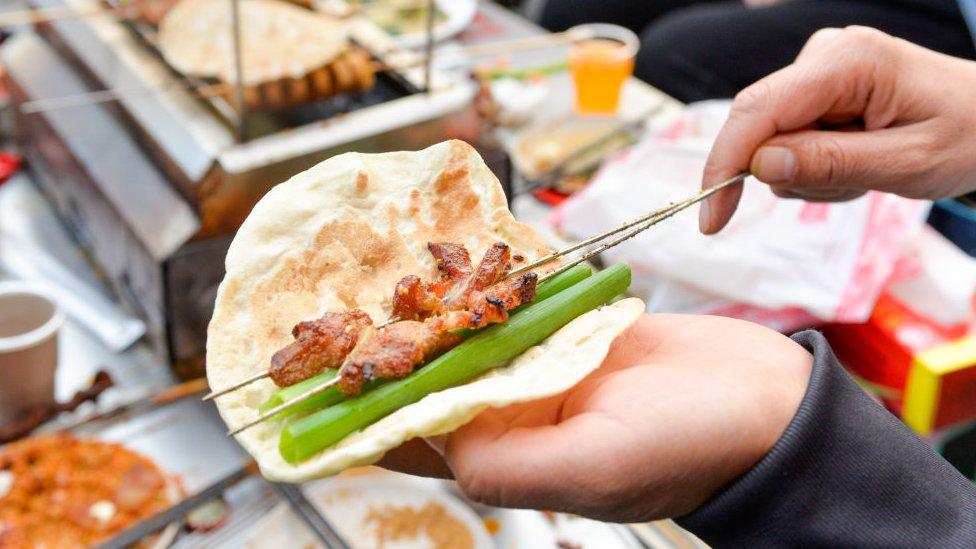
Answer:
[554, 101, 931, 323]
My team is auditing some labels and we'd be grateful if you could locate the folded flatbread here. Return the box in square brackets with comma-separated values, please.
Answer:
[158, 0, 348, 85]
[207, 140, 644, 481]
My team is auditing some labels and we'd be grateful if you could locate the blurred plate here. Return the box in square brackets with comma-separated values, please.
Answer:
[0, 434, 181, 548]
[354, 0, 476, 48]
[246, 476, 493, 548]
[512, 116, 636, 194]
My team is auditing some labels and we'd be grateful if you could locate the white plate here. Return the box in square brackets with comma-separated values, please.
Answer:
[382, 0, 477, 49]
[246, 476, 493, 549]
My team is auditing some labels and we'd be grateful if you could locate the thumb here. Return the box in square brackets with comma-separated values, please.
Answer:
[750, 126, 933, 196]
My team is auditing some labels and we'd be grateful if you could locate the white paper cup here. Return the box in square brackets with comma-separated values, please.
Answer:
[0, 281, 64, 424]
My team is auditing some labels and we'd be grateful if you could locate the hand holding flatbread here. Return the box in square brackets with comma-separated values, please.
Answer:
[207, 141, 643, 481]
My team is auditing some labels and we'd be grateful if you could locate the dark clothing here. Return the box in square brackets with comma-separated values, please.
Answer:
[540, 0, 976, 102]
[677, 331, 976, 547]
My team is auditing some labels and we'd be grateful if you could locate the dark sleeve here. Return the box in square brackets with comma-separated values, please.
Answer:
[676, 330, 976, 547]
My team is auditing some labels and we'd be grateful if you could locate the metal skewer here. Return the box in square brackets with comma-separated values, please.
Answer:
[204, 314, 402, 402]
[227, 375, 341, 436]
[219, 173, 748, 436]
[204, 313, 398, 402]
[203, 370, 270, 401]
[509, 173, 747, 278]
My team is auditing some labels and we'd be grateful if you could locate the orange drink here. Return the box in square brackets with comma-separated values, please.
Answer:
[568, 24, 638, 115]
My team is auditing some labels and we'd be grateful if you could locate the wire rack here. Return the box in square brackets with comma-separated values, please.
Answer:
[99, 0, 427, 142]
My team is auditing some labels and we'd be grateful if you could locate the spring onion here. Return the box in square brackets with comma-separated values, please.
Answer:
[280, 263, 630, 463]
[258, 264, 593, 418]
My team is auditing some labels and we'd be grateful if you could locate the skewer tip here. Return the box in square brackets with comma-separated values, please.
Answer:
[227, 375, 343, 437]
[202, 371, 271, 402]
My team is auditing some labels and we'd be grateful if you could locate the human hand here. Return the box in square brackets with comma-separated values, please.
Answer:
[699, 26, 976, 234]
[380, 313, 812, 521]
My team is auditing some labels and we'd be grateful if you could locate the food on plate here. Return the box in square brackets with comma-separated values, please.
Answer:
[207, 140, 643, 481]
[513, 118, 636, 194]
[245, 477, 493, 549]
[184, 497, 231, 533]
[130, 0, 313, 26]
[158, 0, 374, 110]
[347, 0, 448, 37]
[0, 435, 173, 548]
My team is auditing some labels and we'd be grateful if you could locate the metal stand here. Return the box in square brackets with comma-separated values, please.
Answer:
[273, 483, 350, 549]
[229, 0, 248, 142]
[423, 0, 435, 92]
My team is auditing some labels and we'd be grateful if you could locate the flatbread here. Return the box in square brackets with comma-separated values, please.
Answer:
[207, 140, 644, 481]
[158, 0, 348, 85]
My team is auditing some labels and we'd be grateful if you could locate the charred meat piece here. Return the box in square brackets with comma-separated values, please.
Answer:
[468, 242, 512, 292]
[466, 272, 539, 328]
[339, 322, 461, 395]
[429, 272, 539, 332]
[444, 242, 511, 309]
[270, 309, 372, 387]
[428, 242, 473, 283]
[391, 243, 473, 321]
[391, 275, 444, 321]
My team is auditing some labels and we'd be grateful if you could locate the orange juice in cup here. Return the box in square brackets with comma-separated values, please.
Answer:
[568, 24, 639, 115]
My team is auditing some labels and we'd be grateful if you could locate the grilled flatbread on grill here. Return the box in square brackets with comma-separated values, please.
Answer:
[158, 0, 348, 86]
[207, 140, 643, 481]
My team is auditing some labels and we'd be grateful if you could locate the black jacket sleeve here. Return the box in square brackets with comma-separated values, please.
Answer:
[676, 330, 976, 547]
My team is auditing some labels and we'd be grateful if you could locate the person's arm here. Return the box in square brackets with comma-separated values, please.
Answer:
[699, 26, 976, 234]
[678, 330, 976, 546]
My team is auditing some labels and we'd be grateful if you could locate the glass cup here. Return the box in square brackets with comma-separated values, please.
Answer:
[568, 24, 639, 115]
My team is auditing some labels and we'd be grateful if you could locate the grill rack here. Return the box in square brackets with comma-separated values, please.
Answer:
[98, 0, 429, 142]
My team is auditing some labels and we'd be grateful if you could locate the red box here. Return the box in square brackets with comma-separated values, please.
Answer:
[823, 292, 976, 434]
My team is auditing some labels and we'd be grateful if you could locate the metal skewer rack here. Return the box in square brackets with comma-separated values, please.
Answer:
[2, 0, 475, 378]
[94, 0, 434, 141]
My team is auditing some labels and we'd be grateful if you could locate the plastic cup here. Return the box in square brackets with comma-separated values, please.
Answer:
[568, 24, 639, 115]
[0, 282, 64, 423]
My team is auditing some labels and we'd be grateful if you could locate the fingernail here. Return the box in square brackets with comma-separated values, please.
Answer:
[753, 147, 796, 183]
[698, 196, 712, 233]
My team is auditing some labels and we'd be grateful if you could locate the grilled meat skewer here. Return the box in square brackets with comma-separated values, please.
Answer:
[338, 270, 538, 395]
[391, 242, 474, 321]
[444, 242, 512, 309]
[337, 321, 462, 395]
[268, 242, 530, 390]
[269, 310, 373, 387]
